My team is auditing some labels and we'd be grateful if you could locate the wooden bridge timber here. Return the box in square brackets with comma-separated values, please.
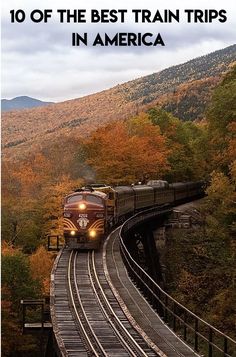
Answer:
[49, 205, 236, 357]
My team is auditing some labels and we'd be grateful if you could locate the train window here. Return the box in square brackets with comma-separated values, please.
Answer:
[67, 194, 83, 203]
[86, 195, 103, 205]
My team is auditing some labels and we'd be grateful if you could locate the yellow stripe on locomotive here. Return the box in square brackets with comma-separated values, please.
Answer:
[63, 188, 107, 249]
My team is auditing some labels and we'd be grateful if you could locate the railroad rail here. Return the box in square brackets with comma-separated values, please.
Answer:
[50, 204, 236, 356]
[51, 247, 160, 356]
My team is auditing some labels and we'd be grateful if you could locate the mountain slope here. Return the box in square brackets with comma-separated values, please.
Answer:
[1, 96, 54, 112]
[2, 44, 236, 160]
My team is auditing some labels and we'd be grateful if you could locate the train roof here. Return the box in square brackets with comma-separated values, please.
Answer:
[87, 183, 109, 188]
[131, 185, 154, 191]
[66, 190, 107, 200]
[115, 186, 134, 192]
[169, 182, 186, 187]
[147, 180, 168, 187]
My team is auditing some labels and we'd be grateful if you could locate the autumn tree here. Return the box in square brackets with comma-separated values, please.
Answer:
[148, 107, 208, 181]
[206, 64, 236, 173]
[1, 154, 52, 252]
[81, 114, 170, 184]
[2, 248, 41, 309]
[1, 244, 43, 356]
[2, 146, 84, 252]
[42, 133, 83, 179]
[30, 246, 54, 295]
[164, 66, 236, 338]
[41, 174, 83, 236]
[170, 166, 236, 333]
[204, 167, 236, 238]
[2, 161, 23, 244]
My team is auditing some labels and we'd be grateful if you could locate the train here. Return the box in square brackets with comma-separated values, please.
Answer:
[63, 180, 204, 249]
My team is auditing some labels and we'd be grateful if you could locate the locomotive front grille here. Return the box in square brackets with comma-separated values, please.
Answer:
[77, 236, 87, 243]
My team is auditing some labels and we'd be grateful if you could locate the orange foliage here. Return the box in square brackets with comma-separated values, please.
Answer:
[1, 241, 20, 256]
[30, 246, 54, 295]
[83, 115, 170, 184]
[42, 174, 83, 235]
[12, 153, 52, 197]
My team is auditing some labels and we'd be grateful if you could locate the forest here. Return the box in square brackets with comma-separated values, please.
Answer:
[2, 45, 235, 162]
[1, 65, 236, 355]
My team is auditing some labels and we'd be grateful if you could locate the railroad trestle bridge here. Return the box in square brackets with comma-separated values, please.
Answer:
[24, 205, 236, 356]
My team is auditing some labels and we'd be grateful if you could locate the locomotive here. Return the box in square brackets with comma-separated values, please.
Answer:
[63, 181, 204, 249]
[63, 189, 107, 249]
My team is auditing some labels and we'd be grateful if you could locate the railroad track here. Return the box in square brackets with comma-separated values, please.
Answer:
[52, 246, 160, 356]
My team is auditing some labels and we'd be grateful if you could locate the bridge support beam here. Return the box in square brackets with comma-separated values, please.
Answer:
[139, 226, 163, 284]
[125, 225, 163, 284]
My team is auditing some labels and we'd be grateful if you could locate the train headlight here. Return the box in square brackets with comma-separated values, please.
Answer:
[70, 230, 76, 236]
[79, 203, 86, 210]
[89, 230, 96, 238]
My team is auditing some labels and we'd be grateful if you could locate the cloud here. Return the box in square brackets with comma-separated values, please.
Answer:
[2, 0, 236, 101]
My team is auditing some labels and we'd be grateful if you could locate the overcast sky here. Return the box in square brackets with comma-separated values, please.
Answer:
[2, 0, 236, 102]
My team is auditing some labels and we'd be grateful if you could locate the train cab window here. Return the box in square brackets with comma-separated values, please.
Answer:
[86, 195, 103, 205]
[67, 194, 83, 203]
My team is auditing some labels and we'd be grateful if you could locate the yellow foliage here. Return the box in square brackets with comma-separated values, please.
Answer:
[30, 246, 53, 295]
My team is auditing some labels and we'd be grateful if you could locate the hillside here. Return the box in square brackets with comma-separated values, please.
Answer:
[2, 44, 236, 160]
[1, 96, 54, 112]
